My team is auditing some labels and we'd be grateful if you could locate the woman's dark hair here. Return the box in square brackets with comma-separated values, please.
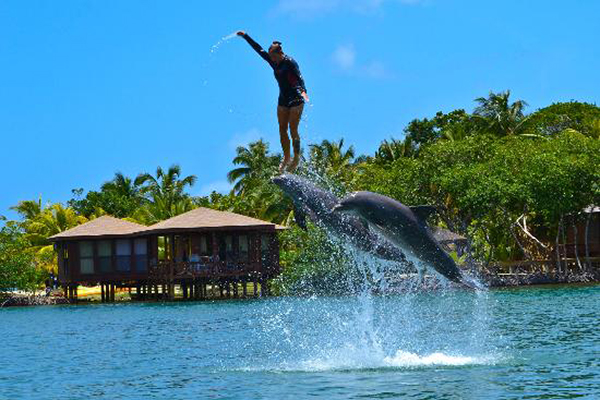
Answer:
[269, 41, 283, 54]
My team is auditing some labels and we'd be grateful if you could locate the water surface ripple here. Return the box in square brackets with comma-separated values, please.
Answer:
[0, 285, 598, 399]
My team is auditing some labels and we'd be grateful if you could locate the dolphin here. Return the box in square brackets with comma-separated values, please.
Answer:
[271, 174, 409, 265]
[332, 191, 467, 285]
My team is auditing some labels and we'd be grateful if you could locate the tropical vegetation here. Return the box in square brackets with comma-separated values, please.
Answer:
[1, 92, 599, 294]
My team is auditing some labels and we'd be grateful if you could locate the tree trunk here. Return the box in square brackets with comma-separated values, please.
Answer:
[555, 216, 562, 275]
[584, 212, 592, 270]
[572, 222, 583, 272]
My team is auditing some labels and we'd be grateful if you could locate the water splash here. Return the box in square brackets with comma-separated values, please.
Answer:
[210, 32, 238, 54]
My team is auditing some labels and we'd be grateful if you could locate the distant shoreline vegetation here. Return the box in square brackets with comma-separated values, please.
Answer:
[1, 91, 599, 294]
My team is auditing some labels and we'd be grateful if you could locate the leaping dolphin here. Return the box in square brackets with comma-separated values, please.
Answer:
[333, 191, 467, 285]
[271, 174, 408, 265]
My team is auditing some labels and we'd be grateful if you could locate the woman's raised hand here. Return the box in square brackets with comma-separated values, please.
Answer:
[236, 31, 245, 36]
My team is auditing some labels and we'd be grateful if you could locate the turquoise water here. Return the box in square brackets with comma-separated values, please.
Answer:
[1, 285, 598, 399]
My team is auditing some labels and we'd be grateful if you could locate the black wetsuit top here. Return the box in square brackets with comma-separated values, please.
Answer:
[242, 33, 307, 108]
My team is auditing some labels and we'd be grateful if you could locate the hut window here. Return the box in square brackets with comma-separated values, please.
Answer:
[261, 234, 270, 254]
[98, 240, 112, 273]
[225, 236, 233, 252]
[79, 241, 94, 274]
[239, 235, 249, 262]
[134, 238, 147, 272]
[200, 236, 208, 255]
[116, 239, 131, 272]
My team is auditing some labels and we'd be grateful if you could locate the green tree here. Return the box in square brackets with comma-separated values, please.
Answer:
[403, 109, 474, 148]
[0, 225, 41, 294]
[374, 137, 415, 163]
[522, 101, 600, 138]
[227, 140, 279, 195]
[308, 139, 356, 188]
[473, 90, 529, 136]
[68, 172, 146, 218]
[133, 165, 198, 224]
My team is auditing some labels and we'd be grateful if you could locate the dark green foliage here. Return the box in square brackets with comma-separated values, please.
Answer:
[0, 226, 42, 293]
[522, 101, 600, 138]
[273, 223, 357, 296]
[68, 172, 146, 218]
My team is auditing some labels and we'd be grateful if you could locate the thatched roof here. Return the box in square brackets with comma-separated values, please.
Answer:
[145, 207, 280, 232]
[49, 216, 146, 240]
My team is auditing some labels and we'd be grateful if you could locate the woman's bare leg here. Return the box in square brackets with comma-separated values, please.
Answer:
[277, 106, 291, 173]
[288, 103, 304, 172]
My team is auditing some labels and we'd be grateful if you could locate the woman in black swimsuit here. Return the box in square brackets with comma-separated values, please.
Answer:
[237, 31, 309, 173]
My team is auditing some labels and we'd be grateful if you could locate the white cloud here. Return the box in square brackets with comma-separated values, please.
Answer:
[362, 61, 391, 79]
[331, 44, 392, 80]
[198, 180, 232, 196]
[331, 44, 356, 70]
[273, 0, 423, 18]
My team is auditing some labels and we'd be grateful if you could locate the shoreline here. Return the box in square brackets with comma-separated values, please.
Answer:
[2, 280, 598, 308]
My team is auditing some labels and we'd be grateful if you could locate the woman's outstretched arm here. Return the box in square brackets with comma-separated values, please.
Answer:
[237, 31, 272, 65]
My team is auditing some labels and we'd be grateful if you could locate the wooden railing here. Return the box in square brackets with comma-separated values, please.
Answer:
[148, 260, 269, 280]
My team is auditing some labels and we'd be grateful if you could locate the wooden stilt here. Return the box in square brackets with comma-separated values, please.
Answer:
[226, 282, 231, 297]
[242, 281, 247, 297]
[233, 281, 238, 298]
[101, 284, 105, 302]
[253, 278, 258, 297]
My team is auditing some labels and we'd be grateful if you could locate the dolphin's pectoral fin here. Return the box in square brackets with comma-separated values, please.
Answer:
[294, 206, 308, 230]
[409, 205, 437, 222]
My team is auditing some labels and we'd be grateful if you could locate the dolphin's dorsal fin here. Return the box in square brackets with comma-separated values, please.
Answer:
[294, 206, 308, 230]
[409, 205, 437, 222]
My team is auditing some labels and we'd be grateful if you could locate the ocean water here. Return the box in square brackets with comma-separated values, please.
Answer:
[0, 285, 598, 399]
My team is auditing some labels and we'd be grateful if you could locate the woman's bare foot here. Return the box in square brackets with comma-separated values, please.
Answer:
[288, 155, 300, 172]
[279, 157, 290, 174]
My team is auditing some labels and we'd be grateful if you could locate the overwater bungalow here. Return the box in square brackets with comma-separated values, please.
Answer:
[49, 208, 283, 302]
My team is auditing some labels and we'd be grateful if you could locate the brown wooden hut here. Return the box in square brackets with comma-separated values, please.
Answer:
[49, 209, 283, 302]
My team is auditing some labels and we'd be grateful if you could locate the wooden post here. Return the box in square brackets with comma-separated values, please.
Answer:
[169, 234, 176, 301]
[101, 284, 105, 303]
[260, 279, 267, 297]
[110, 283, 115, 302]
[233, 281, 238, 298]
[253, 278, 258, 297]
[243, 281, 247, 297]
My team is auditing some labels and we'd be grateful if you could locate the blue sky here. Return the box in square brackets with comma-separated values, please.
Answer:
[1, 0, 599, 221]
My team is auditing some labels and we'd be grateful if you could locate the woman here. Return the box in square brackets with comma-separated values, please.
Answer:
[237, 31, 309, 173]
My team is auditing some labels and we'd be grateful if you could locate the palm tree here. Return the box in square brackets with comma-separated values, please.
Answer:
[10, 197, 43, 221]
[133, 197, 196, 225]
[136, 165, 196, 204]
[101, 172, 142, 199]
[227, 140, 279, 195]
[375, 137, 415, 163]
[24, 204, 87, 247]
[309, 139, 355, 174]
[473, 90, 529, 136]
[134, 165, 198, 223]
